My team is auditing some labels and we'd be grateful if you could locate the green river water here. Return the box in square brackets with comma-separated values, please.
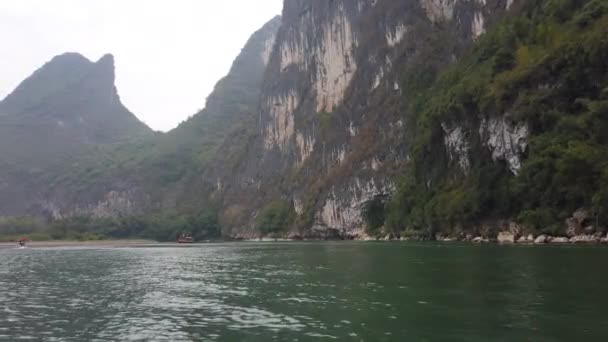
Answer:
[1, 242, 607, 341]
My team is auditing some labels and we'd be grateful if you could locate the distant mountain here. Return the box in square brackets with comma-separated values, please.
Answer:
[0, 53, 151, 144]
[140, 15, 283, 193]
[0, 16, 282, 221]
[0, 53, 151, 216]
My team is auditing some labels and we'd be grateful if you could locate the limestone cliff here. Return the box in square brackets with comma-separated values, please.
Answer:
[220, 0, 520, 238]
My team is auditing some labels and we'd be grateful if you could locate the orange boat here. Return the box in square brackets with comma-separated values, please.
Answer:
[178, 234, 194, 244]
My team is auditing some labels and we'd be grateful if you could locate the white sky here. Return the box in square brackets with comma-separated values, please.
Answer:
[0, 0, 283, 131]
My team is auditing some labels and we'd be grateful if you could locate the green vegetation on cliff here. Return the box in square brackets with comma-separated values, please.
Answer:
[383, 0, 608, 236]
[0, 210, 220, 242]
[255, 201, 296, 237]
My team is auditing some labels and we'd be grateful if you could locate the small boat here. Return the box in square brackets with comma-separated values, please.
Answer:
[17, 237, 28, 248]
[178, 234, 194, 244]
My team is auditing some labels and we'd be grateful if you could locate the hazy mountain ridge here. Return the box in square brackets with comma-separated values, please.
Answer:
[0, 53, 150, 142]
[0, 16, 282, 223]
[0, 52, 152, 217]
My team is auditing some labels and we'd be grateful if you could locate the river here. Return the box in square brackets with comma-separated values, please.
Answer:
[1, 242, 607, 341]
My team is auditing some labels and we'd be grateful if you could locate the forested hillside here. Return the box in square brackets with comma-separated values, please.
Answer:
[384, 0, 608, 239]
[0, 53, 151, 219]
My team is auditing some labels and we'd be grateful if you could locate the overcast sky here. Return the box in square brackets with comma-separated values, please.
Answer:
[0, 0, 283, 131]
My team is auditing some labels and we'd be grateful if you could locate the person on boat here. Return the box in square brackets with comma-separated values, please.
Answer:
[18, 237, 27, 247]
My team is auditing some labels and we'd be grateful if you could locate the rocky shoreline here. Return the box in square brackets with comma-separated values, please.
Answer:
[433, 232, 608, 244]
[243, 208, 608, 245]
[2, 236, 606, 246]
[242, 233, 608, 244]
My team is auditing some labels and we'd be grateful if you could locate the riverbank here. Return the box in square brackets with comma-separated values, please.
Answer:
[432, 233, 608, 245]
[2, 234, 607, 248]
[0, 239, 159, 249]
[241, 232, 608, 245]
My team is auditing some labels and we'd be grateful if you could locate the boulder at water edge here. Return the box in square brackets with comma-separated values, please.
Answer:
[534, 235, 548, 244]
[570, 235, 599, 244]
[497, 232, 515, 244]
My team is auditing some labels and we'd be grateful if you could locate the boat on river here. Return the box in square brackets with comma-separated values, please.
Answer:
[17, 237, 28, 248]
[178, 234, 194, 244]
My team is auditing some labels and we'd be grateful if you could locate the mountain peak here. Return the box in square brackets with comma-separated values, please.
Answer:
[0, 52, 116, 113]
[96, 53, 115, 68]
[44, 52, 114, 68]
[0, 52, 150, 142]
[50, 52, 90, 63]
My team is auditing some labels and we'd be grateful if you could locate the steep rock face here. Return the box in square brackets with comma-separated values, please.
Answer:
[479, 116, 528, 175]
[222, 0, 518, 237]
[442, 115, 529, 176]
[442, 123, 471, 172]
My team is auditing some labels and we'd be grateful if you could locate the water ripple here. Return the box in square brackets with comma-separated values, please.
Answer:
[1, 243, 608, 341]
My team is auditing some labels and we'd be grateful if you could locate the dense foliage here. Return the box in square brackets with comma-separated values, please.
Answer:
[384, 0, 608, 236]
[362, 196, 387, 235]
[0, 210, 220, 242]
[255, 201, 296, 237]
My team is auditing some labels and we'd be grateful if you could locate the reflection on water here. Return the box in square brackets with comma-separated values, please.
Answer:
[0, 243, 607, 341]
